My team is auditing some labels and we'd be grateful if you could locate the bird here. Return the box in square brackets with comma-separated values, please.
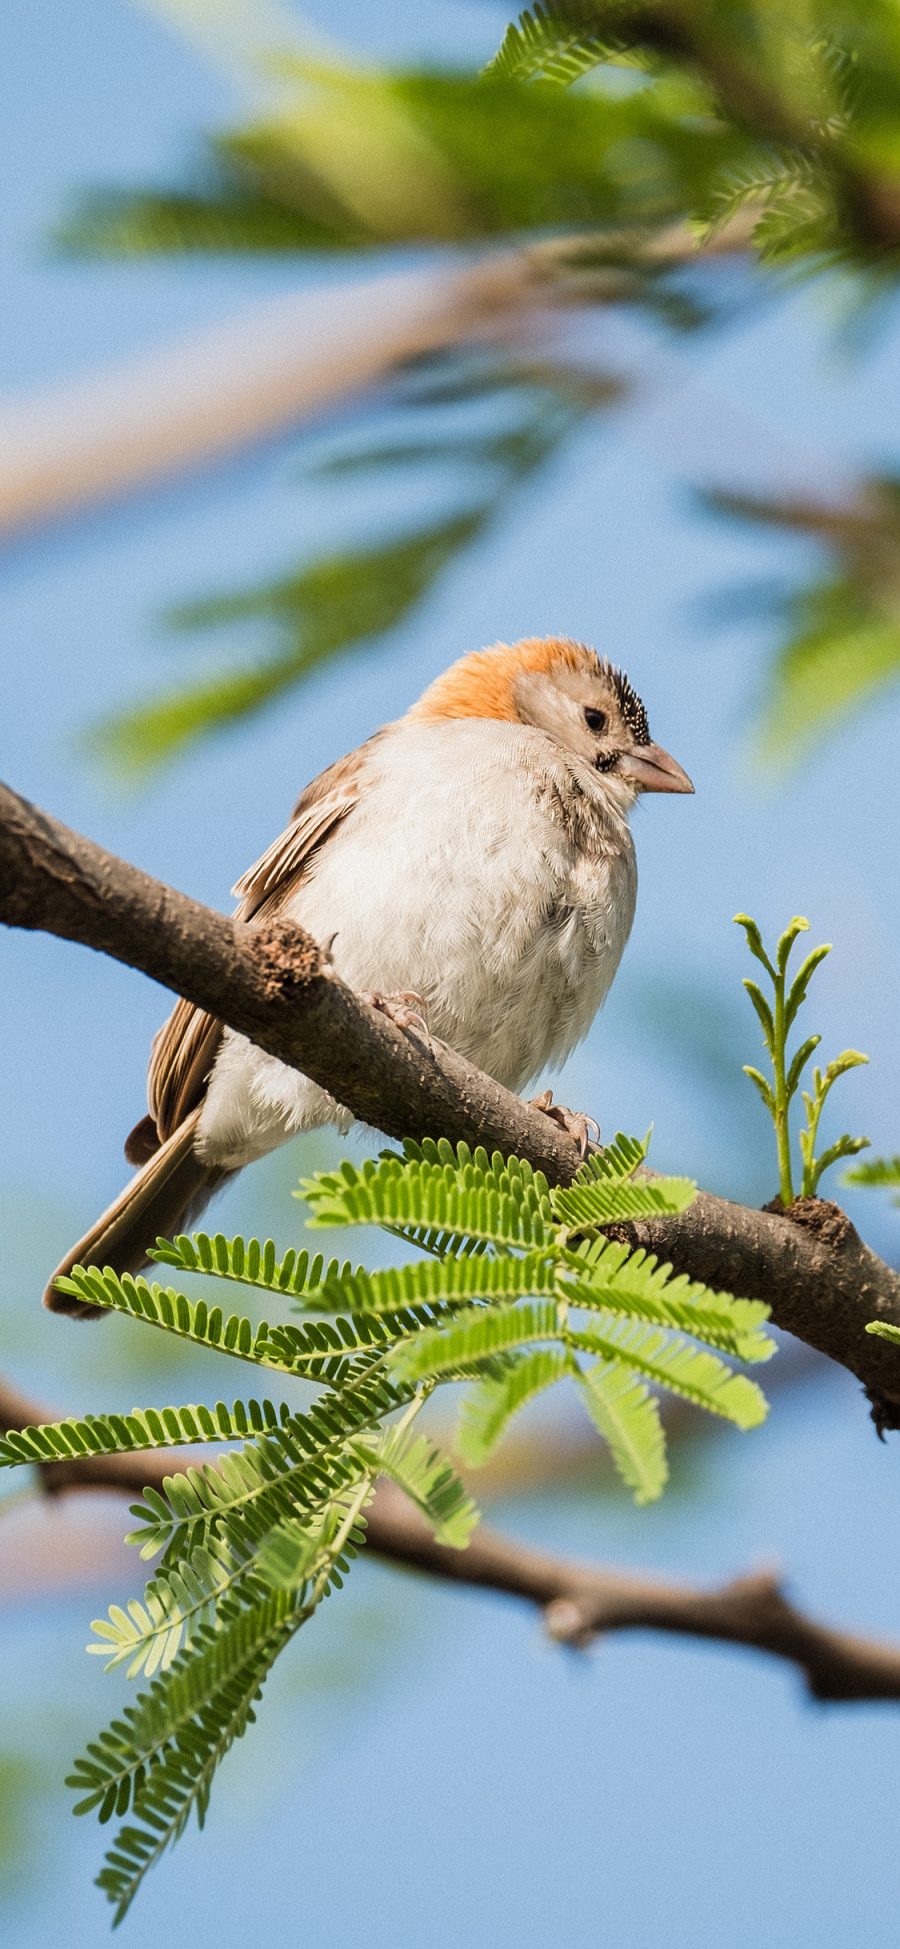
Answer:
[45, 635, 692, 1315]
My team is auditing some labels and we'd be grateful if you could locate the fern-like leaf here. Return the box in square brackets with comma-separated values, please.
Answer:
[0, 1398, 289, 1470]
[550, 1168, 696, 1230]
[312, 1250, 558, 1316]
[89, 1531, 265, 1679]
[359, 1426, 479, 1547]
[52, 1268, 310, 1371]
[847, 1155, 900, 1202]
[576, 1361, 668, 1503]
[77, 1591, 300, 1923]
[564, 1238, 774, 1361]
[125, 1370, 412, 1560]
[582, 1131, 650, 1179]
[392, 1300, 561, 1383]
[570, 1315, 768, 1428]
[486, 3, 655, 84]
[51, 1266, 429, 1381]
[300, 1144, 554, 1251]
[149, 1232, 353, 1299]
[456, 1348, 569, 1464]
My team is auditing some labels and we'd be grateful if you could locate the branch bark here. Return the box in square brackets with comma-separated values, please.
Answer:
[1, 1378, 898, 1704]
[2, 779, 900, 1407]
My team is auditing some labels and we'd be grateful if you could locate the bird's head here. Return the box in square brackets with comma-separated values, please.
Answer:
[410, 636, 693, 802]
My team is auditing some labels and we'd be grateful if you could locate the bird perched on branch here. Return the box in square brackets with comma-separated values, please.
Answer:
[46, 635, 692, 1314]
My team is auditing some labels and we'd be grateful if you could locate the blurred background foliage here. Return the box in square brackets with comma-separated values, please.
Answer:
[49, 0, 900, 775]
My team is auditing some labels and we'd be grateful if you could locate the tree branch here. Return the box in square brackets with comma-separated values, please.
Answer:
[1, 1377, 898, 1703]
[2, 778, 900, 1409]
[0, 220, 753, 541]
[0, 254, 540, 538]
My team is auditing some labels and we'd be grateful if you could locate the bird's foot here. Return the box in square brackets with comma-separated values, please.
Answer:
[529, 1089, 599, 1161]
[363, 989, 431, 1038]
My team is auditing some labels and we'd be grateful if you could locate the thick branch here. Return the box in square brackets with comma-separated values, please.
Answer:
[2, 779, 900, 1405]
[0, 1379, 897, 1704]
[0, 781, 579, 1176]
[621, 1193, 900, 1410]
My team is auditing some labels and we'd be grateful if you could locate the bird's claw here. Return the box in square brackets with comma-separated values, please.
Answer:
[363, 989, 431, 1038]
[529, 1089, 599, 1161]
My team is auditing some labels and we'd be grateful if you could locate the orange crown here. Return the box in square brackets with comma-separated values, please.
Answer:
[410, 636, 598, 723]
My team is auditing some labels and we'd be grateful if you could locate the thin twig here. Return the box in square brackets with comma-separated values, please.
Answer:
[0, 1379, 897, 1703]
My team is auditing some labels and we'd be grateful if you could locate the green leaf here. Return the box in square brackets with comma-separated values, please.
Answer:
[698, 153, 822, 245]
[149, 1233, 352, 1297]
[785, 1032, 822, 1098]
[846, 1155, 900, 1190]
[312, 1250, 558, 1315]
[392, 1300, 561, 1383]
[300, 1144, 555, 1253]
[52, 1268, 283, 1360]
[776, 915, 809, 974]
[741, 978, 775, 1053]
[742, 1065, 776, 1116]
[709, 483, 900, 770]
[456, 1348, 569, 1464]
[569, 1315, 769, 1428]
[125, 1370, 411, 1560]
[784, 945, 831, 1030]
[50, 1270, 442, 1379]
[550, 1168, 696, 1231]
[564, 1238, 774, 1361]
[576, 1362, 668, 1503]
[810, 1133, 870, 1185]
[820, 1049, 869, 1091]
[88, 1533, 264, 1679]
[77, 1591, 301, 1924]
[86, 511, 487, 777]
[733, 914, 776, 979]
[50, 1267, 405, 1382]
[865, 1321, 900, 1344]
[0, 1399, 289, 1471]
[57, 179, 352, 257]
[583, 1130, 650, 1179]
[360, 1426, 479, 1547]
[59, 1115, 782, 1916]
[486, 3, 656, 85]
[255, 1497, 370, 1592]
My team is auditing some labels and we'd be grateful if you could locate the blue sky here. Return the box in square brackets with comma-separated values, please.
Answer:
[3, 4, 900, 1944]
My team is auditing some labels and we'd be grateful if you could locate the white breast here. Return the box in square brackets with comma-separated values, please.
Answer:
[198, 718, 637, 1167]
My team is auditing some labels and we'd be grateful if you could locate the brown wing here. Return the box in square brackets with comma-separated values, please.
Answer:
[125, 739, 379, 1163]
[142, 1000, 225, 1148]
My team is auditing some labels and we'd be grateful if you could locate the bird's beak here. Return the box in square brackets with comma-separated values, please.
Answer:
[620, 742, 694, 794]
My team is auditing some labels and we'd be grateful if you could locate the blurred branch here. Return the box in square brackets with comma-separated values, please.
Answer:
[1, 1378, 899, 1702]
[0, 254, 536, 536]
[86, 355, 612, 775]
[702, 476, 900, 762]
[3, 779, 900, 1413]
[0, 218, 750, 541]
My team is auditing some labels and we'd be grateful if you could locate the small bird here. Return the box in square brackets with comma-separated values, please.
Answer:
[46, 636, 692, 1314]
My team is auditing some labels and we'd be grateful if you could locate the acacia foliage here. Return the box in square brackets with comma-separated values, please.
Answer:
[2, 1132, 773, 1920]
[55, 0, 900, 774]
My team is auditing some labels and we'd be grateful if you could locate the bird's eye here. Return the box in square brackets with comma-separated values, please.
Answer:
[583, 707, 607, 736]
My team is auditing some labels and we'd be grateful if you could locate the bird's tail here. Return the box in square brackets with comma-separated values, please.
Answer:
[44, 1108, 226, 1318]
